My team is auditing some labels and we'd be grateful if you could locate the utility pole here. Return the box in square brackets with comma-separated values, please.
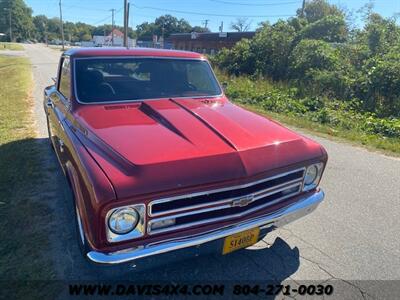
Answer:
[59, 0, 65, 50]
[301, 0, 306, 18]
[127, 3, 130, 47]
[123, 0, 129, 47]
[8, 9, 12, 42]
[202, 19, 210, 29]
[43, 21, 48, 46]
[110, 8, 115, 46]
[219, 21, 224, 32]
[3, 8, 12, 42]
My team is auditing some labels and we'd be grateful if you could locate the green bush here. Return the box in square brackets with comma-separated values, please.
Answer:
[362, 50, 400, 116]
[212, 39, 255, 75]
[212, 0, 400, 123]
[219, 72, 400, 139]
[299, 15, 348, 43]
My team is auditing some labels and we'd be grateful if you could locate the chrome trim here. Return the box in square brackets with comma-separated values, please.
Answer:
[303, 163, 324, 192]
[87, 190, 324, 265]
[75, 205, 85, 245]
[106, 204, 146, 243]
[72, 56, 223, 105]
[148, 183, 302, 235]
[46, 99, 54, 108]
[148, 168, 306, 217]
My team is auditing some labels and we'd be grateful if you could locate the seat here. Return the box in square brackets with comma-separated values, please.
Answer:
[79, 70, 115, 102]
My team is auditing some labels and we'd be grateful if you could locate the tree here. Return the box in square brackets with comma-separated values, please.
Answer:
[252, 20, 297, 80]
[33, 15, 48, 42]
[298, 0, 344, 23]
[136, 22, 157, 40]
[191, 26, 210, 33]
[0, 0, 35, 41]
[358, 48, 400, 116]
[213, 39, 255, 75]
[290, 39, 339, 76]
[299, 15, 348, 43]
[153, 15, 191, 37]
[361, 13, 400, 55]
[230, 17, 251, 32]
[136, 15, 204, 40]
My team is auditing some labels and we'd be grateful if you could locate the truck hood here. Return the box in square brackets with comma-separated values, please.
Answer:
[74, 97, 323, 199]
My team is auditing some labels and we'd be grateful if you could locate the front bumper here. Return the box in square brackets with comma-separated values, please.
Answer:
[87, 189, 324, 265]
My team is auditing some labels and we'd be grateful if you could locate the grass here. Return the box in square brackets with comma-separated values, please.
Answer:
[0, 55, 58, 298]
[48, 45, 72, 52]
[0, 42, 24, 51]
[216, 72, 400, 157]
[241, 104, 400, 157]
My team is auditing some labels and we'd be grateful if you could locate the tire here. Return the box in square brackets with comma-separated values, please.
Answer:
[65, 173, 90, 258]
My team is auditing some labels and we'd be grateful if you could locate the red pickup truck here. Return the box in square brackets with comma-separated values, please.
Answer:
[44, 48, 327, 266]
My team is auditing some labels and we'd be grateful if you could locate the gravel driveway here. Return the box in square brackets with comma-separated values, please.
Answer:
[23, 43, 400, 299]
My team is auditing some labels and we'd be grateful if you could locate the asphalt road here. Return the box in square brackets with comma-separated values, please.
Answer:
[24, 44, 400, 299]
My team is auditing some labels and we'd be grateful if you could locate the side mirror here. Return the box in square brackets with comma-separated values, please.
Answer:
[222, 82, 228, 93]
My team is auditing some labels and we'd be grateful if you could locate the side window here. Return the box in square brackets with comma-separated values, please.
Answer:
[187, 62, 215, 93]
[58, 57, 71, 99]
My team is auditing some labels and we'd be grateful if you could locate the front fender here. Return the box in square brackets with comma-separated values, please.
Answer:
[62, 119, 116, 250]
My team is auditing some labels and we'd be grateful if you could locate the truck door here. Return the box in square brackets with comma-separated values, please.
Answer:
[47, 56, 71, 166]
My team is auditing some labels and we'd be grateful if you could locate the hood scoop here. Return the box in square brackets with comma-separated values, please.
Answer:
[139, 102, 191, 143]
[170, 98, 238, 150]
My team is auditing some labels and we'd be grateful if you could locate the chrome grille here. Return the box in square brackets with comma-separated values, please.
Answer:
[148, 168, 305, 235]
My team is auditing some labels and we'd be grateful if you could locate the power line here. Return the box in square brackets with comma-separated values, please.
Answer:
[209, 0, 300, 7]
[131, 4, 294, 18]
[92, 15, 112, 25]
[92, 7, 123, 26]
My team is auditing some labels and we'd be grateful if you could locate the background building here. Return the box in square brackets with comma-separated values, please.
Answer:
[166, 31, 256, 54]
[82, 29, 136, 47]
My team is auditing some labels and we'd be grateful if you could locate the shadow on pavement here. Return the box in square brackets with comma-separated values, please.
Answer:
[1, 137, 300, 298]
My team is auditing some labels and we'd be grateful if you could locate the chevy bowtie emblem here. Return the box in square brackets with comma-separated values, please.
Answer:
[231, 195, 254, 207]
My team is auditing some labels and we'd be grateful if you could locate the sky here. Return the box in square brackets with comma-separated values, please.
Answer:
[24, 0, 400, 32]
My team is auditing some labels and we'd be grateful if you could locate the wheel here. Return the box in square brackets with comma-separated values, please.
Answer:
[65, 174, 90, 257]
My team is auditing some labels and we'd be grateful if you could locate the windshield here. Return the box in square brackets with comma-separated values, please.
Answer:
[75, 58, 222, 103]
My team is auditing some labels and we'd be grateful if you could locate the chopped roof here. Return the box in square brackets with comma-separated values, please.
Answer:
[64, 47, 205, 59]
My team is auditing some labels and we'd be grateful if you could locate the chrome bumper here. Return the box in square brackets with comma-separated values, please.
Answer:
[87, 189, 324, 265]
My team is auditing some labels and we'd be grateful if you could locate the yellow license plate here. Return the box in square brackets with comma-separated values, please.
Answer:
[223, 228, 260, 255]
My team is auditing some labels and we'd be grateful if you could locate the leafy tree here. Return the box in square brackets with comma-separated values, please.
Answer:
[252, 20, 297, 80]
[213, 39, 255, 75]
[135, 22, 157, 40]
[0, 0, 35, 41]
[153, 15, 191, 37]
[136, 15, 208, 40]
[298, 0, 344, 23]
[32, 15, 48, 41]
[299, 15, 348, 43]
[359, 49, 400, 116]
[362, 13, 400, 55]
[290, 39, 339, 76]
[191, 26, 210, 33]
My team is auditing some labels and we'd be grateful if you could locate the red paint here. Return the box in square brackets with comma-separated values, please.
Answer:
[45, 48, 328, 253]
[65, 47, 205, 59]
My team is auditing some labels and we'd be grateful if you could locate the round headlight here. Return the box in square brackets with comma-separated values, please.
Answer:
[108, 208, 139, 234]
[304, 165, 319, 185]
